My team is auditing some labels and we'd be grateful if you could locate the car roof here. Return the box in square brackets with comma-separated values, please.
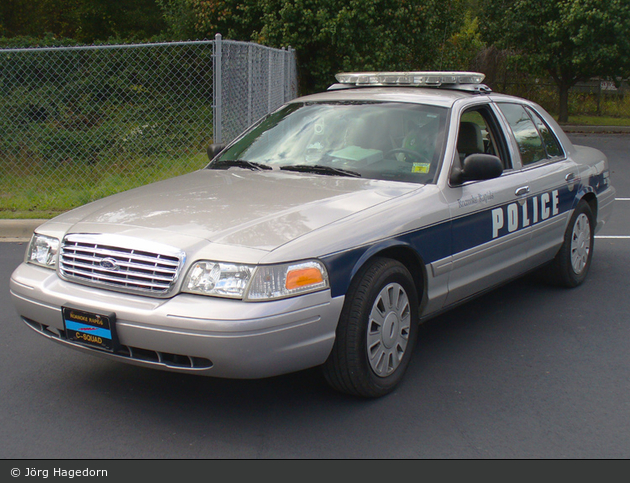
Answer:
[289, 86, 487, 109]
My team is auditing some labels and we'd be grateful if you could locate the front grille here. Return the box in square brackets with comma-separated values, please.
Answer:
[59, 234, 185, 296]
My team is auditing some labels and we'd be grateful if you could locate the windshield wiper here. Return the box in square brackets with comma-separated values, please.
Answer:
[280, 164, 361, 178]
[209, 159, 272, 171]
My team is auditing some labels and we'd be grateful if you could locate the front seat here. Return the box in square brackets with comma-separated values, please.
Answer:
[457, 121, 484, 160]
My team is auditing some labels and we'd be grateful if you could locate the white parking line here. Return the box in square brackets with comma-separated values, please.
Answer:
[616, 198, 630, 201]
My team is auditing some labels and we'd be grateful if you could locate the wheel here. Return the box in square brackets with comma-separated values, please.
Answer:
[322, 258, 419, 398]
[545, 200, 595, 287]
[385, 148, 428, 164]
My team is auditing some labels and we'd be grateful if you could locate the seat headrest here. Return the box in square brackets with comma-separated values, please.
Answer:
[457, 121, 483, 154]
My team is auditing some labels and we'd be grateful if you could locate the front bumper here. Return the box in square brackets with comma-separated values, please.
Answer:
[10, 262, 344, 379]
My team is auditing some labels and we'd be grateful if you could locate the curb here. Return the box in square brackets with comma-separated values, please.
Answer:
[0, 219, 47, 242]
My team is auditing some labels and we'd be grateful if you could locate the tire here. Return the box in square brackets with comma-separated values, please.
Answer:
[322, 258, 419, 398]
[545, 200, 595, 287]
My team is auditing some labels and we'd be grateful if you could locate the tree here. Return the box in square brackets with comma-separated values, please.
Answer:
[0, 0, 167, 42]
[71, 0, 168, 42]
[481, 0, 630, 122]
[156, 0, 263, 41]
[0, 0, 73, 37]
[159, 0, 461, 94]
[438, 11, 486, 71]
[258, 0, 460, 93]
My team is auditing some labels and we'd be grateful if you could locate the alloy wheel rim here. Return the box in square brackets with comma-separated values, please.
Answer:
[366, 282, 411, 377]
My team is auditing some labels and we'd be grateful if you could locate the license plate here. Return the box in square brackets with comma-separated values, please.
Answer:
[63, 307, 117, 352]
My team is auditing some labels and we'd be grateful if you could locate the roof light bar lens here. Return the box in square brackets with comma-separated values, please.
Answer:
[335, 71, 485, 86]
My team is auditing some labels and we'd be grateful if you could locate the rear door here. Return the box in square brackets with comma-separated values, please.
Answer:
[495, 102, 579, 268]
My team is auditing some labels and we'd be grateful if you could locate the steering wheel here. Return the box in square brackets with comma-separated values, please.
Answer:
[385, 148, 430, 164]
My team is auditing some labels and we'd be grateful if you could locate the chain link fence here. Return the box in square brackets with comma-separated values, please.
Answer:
[0, 36, 297, 217]
[214, 34, 298, 144]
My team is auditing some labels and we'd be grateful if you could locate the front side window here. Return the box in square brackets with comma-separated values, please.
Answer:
[211, 101, 449, 184]
[458, 106, 511, 169]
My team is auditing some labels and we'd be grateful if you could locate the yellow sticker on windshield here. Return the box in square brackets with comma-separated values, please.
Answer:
[412, 163, 430, 173]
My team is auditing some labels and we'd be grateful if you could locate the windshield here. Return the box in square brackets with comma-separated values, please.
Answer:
[210, 101, 448, 183]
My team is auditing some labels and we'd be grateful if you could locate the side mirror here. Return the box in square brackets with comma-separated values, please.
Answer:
[207, 143, 226, 161]
[450, 154, 503, 184]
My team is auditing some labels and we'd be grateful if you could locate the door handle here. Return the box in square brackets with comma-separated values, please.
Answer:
[565, 172, 577, 182]
[515, 186, 530, 196]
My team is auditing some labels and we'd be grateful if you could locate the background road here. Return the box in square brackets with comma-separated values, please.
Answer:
[1, 133, 629, 459]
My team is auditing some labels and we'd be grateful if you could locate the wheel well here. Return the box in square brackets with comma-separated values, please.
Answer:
[364, 246, 426, 307]
[581, 192, 598, 220]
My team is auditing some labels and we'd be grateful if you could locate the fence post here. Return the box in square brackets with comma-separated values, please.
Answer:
[247, 44, 253, 127]
[289, 47, 296, 99]
[268, 49, 273, 113]
[281, 47, 286, 103]
[213, 33, 223, 144]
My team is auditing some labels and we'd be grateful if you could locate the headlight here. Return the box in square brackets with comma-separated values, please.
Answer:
[26, 234, 60, 269]
[184, 261, 254, 298]
[183, 259, 329, 301]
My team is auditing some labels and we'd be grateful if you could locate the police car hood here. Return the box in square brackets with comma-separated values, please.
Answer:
[53, 169, 419, 251]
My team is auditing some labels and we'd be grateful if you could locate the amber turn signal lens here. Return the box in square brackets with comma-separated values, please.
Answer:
[285, 267, 324, 290]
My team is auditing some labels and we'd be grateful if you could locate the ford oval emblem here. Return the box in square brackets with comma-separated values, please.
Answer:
[100, 257, 119, 271]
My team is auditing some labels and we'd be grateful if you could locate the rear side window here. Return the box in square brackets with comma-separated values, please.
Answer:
[497, 103, 546, 165]
[526, 107, 564, 158]
[497, 103, 565, 166]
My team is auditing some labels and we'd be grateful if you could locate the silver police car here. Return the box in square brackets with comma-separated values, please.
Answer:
[10, 72, 615, 397]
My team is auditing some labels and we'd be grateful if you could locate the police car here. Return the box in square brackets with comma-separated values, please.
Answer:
[10, 72, 615, 398]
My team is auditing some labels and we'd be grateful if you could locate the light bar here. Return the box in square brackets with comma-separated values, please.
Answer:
[335, 71, 486, 87]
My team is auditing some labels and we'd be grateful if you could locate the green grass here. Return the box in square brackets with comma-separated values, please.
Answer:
[562, 115, 630, 126]
[1, 151, 209, 219]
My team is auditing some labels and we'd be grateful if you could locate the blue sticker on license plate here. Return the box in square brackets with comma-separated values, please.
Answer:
[63, 307, 117, 352]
